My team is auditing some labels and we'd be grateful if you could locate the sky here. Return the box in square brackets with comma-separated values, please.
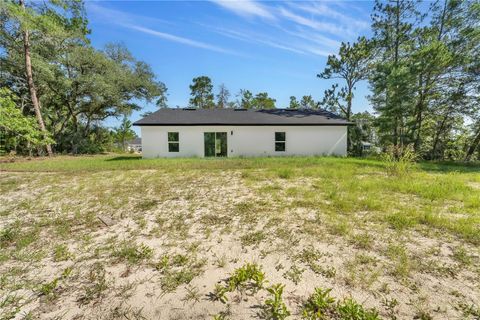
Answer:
[85, 0, 375, 130]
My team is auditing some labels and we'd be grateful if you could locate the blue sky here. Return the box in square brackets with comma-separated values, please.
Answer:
[85, 1, 375, 130]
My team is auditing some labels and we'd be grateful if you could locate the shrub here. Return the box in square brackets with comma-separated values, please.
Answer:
[302, 288, 335, 319]
[381, 144, 417, 176]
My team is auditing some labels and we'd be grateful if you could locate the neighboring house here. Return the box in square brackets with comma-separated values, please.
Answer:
[126, 137, 142, 152]
[133, 108, 351, 158]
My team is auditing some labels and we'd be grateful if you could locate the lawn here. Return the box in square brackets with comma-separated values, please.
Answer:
[0, 155, 479, 319]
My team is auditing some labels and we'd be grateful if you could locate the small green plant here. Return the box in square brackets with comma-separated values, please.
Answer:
[240, 231, 266, 247]
[182, 285, 201, 304]
[78, 263, 109, 305]
[53, 244, 72, 262]
[451, 246, 472, 266]
[227, 263, 266, 293]
[39, 278, 59, 300]
[213, 283, 229, 303]
[283, 265, 304, 285]
[302, 288, 335, 319]
[263, 284, 290, 320]
[337, 298, 380, 320]
[113, 242, 153, 264]
[0, 226, 18, 248]
[210, 263, 266, 303]
[301, 288, 381, 320]
[382, 297, 399, 320]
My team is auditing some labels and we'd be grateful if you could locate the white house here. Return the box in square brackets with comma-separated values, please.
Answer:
[133, 108, 351, 158]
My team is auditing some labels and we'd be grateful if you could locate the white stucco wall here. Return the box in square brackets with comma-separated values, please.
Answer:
[140, 125, 347, 158]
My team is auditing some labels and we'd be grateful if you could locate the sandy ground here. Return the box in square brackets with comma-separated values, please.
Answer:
[0, 169, 479, 320]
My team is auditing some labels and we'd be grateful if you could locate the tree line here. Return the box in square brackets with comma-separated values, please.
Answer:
[1, 0, 479, 160]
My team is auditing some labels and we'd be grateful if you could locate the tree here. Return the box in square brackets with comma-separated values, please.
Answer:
[300, 95, 318, 109]
[189, 76, 214, 109]
[1, 2, 167, 154]
[216, 84, 230, 108]
[252, 92, 276, 109]
[237, 89, 254, 109]
[114, 115, 136, 151]
[8, 0, 59, 156]
[369, 0, 421, 147]
[319, 37, 371, 152]
[0, 88, 53, 154]
[319, 37, 371, 120]
[289, 96, 300, 109]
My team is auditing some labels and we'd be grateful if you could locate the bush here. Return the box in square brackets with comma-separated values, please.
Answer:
[381, 144, 417, 176]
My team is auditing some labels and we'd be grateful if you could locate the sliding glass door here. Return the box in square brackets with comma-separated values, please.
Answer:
[204, 132, 227, 157]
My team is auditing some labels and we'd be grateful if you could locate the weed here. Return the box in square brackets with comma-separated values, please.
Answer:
[451, 246, 472, 266]
[295, 248, 336, 278]
[182, 285, 201, 304]
[263, 284, 290, 320]
[160, 269, 196, 292]
[382, 298, 399, 320]
[277, 168, 294, 179]
[53, 244, 72, 262]
[113, 242, 153, 264]
[227, 263, 266, 293]
[386, 244, 411, 279]
[214, 254, 227, 268]
[135, 199, 158, 211]
[337, 298, 381, 320]
[350, 233, 374, 250]
[381, 144, 417, 176]
[240, 231, 266, 247]
[79, 262, 109, 305]
[302, 288, 336, 319]
[283, 265, 304, 285]
[0, 226, 18, 248]
[39, 278, 59, 300]
[212, 283, 229, 303]
[457, 302, 480, 319]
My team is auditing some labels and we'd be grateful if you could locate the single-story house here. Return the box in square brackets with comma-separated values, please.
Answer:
[126, 137, 142, 152]
[133, 108, 351, 158]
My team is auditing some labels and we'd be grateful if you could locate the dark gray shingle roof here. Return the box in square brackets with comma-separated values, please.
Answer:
[133, 108, 351, 126]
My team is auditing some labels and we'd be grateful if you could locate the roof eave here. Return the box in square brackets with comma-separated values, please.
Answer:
[133, 122, 353, 126]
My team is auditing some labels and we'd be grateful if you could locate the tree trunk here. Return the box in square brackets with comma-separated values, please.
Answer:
[20, 0, 53, 156]
[465, 125, 480, 161]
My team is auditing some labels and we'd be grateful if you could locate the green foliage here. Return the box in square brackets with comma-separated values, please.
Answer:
[263, 284, 290, 320]
[216, 84, 230, 108]
[79, 262, 109, 304]
[189, 76, 215, 109]
[113, 115, 136, 152]
[252, 92, 276, 109]
[212, 263, 266, 303]
[227, 263, 266, 292]
[381, 144, 418, 176]
[302, 288, 335, 319]
[301, 287, 381, 320]
[337, 298, 381, 320]
[113, 242, 153, 264]
[1, 2, 166, 154]
[0, 88, 53, 153]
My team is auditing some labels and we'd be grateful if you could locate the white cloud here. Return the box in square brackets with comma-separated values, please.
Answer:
[213, 27, 308, 55]
[125, 25, 239, 55]
[291, 2, 369, 30]
[209, 0, 275, 20]
[278, 7, 348, 36]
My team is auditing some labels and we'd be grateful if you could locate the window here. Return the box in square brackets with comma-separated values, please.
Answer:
[275, 132, 286, 152]
[168, 132, 179, 152]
